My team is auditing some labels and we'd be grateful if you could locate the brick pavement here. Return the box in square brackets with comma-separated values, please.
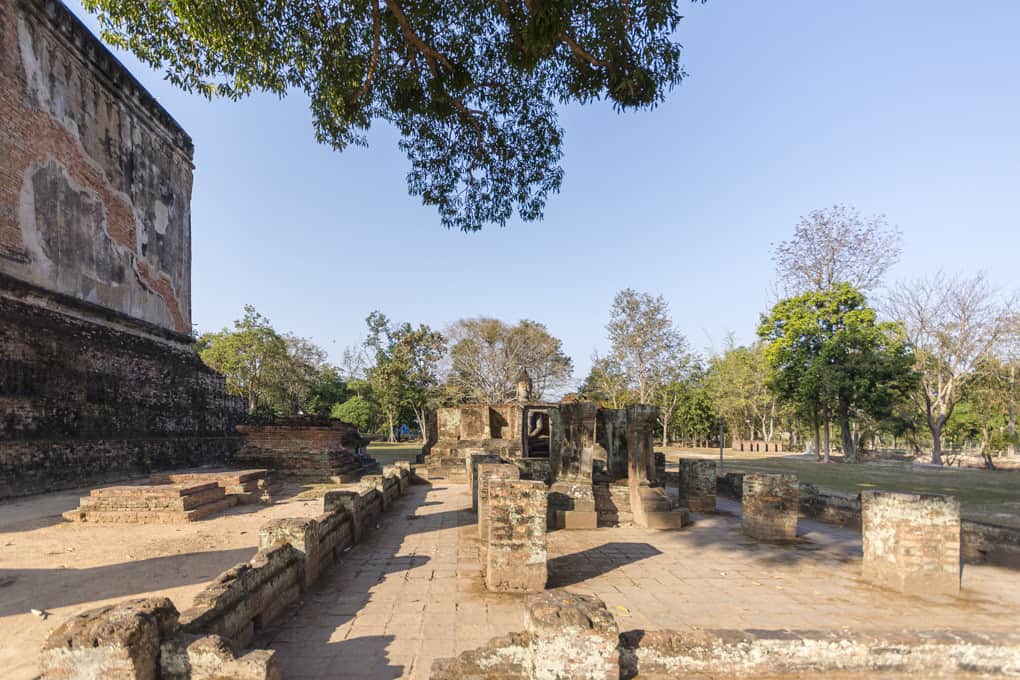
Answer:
[266, 484, 1020, 679]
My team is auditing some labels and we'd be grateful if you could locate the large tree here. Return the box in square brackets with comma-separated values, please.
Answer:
[758, 284, 915, 463]
[605, 289, 689, 405]
[580, 352, 630, 408]
[773, 205, 901, 295]
[197, 306, 348, 417]
[704, 341, 776, 447]
[364, 311, 446, 441]
[886, 272, 1014, 464]
[83, 0, 706, 231]
[446, 317, 572, 402]
[390, 322, 447, 442]
[198, 305, 288, 415]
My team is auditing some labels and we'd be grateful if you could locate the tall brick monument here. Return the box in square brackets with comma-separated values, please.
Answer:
[0, 0, 244, 497]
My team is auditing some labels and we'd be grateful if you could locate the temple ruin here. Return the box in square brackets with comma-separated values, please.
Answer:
[424, 392, 690, 531]
[3, 1, 1020, 678]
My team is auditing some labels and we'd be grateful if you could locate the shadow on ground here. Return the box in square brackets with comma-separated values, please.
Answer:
[547, 542, 663, 588]
[0, 547, 256, 617]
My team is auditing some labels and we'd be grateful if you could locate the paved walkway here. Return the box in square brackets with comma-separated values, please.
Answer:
[265, 484, 1020, 679]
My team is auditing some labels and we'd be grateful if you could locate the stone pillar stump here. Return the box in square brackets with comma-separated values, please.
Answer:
[741, 473, 798, 541]
[477, 463, 520, 543]
[485, 479, 548, 592]
[861, 490, 961, 595]
[678, 459, 717, 513]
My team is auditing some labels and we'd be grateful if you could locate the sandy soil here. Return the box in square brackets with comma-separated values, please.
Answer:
[0, 482, 323, 680]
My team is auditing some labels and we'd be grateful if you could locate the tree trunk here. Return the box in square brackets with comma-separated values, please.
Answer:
[415, 408, 428, 444]
[813, 416, 821, 461]
[822, 418, 831, 464]
[931, 420, 944, 465]
[387, 411, 396, 443]
[839, 411, 857, 463]
[1009, 363, 1017, 456]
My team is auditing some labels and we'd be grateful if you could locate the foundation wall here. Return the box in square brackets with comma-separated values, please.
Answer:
[41, 465, 411, 678]
[477, 463, 520, 546]
[718, 472, 1020, 567]
[0, 288, 244, 498]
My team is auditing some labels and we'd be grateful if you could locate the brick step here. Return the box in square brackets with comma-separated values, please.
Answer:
[63, 495, 239, 524]
[89, 482, 219, 498]
[80, 486, 226, 511]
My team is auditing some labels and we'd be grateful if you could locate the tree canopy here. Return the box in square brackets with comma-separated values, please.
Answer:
[198, 305, 349, 417]
[758, 284, 916, 462]
[772, 205, 901, 295]
[84, 0, 706, 231]
[445, 317, 572, 402]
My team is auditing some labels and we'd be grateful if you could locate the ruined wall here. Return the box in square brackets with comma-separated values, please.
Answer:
[232, 417, 373, 482]
[0, 288, 244, 498]
[0, 0, 245, 498]
[1, 0, 193, 331]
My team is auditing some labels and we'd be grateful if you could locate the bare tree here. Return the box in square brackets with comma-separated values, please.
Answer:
[773, 205, 902, 294]
[886, 272, 1014, 464]
[445, 317, 573, 403]
[606, 289, 689, 405]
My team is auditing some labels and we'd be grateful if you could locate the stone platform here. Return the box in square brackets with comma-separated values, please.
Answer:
[150, 468, 275, 505]
[62, 482, 239, 524]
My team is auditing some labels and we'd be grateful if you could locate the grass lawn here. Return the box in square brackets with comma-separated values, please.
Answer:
[662, 447, 1020, 527]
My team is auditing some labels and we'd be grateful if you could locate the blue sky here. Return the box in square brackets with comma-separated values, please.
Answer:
[68, 1, 1020, 384]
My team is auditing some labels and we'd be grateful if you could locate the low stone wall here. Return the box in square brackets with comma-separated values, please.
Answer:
[40, 597, 279, 680]
[432, 592, 1020, 679]
[179, 542, 303, 648]
[431, 592, 618, 680]
[477, 463, 520, 547]
[963, 519, 1020, 567]
[40, 466, 410, 678]
[718, 472, 1020, 567]
[618, 627, 1020, 678]
[677, 458, 717, 512]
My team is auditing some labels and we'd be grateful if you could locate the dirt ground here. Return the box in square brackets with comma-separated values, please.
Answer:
[0, 481, 322, 680]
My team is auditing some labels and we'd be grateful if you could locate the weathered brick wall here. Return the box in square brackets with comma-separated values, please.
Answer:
[1, 0, 193, 332]
[594, 482, 634, 527]
[477, 463, 520, 547]
[232, 418, 372, 481]
[0, 0, 247, 498]
[39, 597, 280, 680]
[466, 452, 503, 512]
[678, 459, 717, 512]
[0, 289, 244, 498]
[485, 479, 548, 592]
[861, 490, 961, 595]
[619, 627, 1020, 678]
[436, 593, 1020, 679]
[741, 473, 799, 541]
